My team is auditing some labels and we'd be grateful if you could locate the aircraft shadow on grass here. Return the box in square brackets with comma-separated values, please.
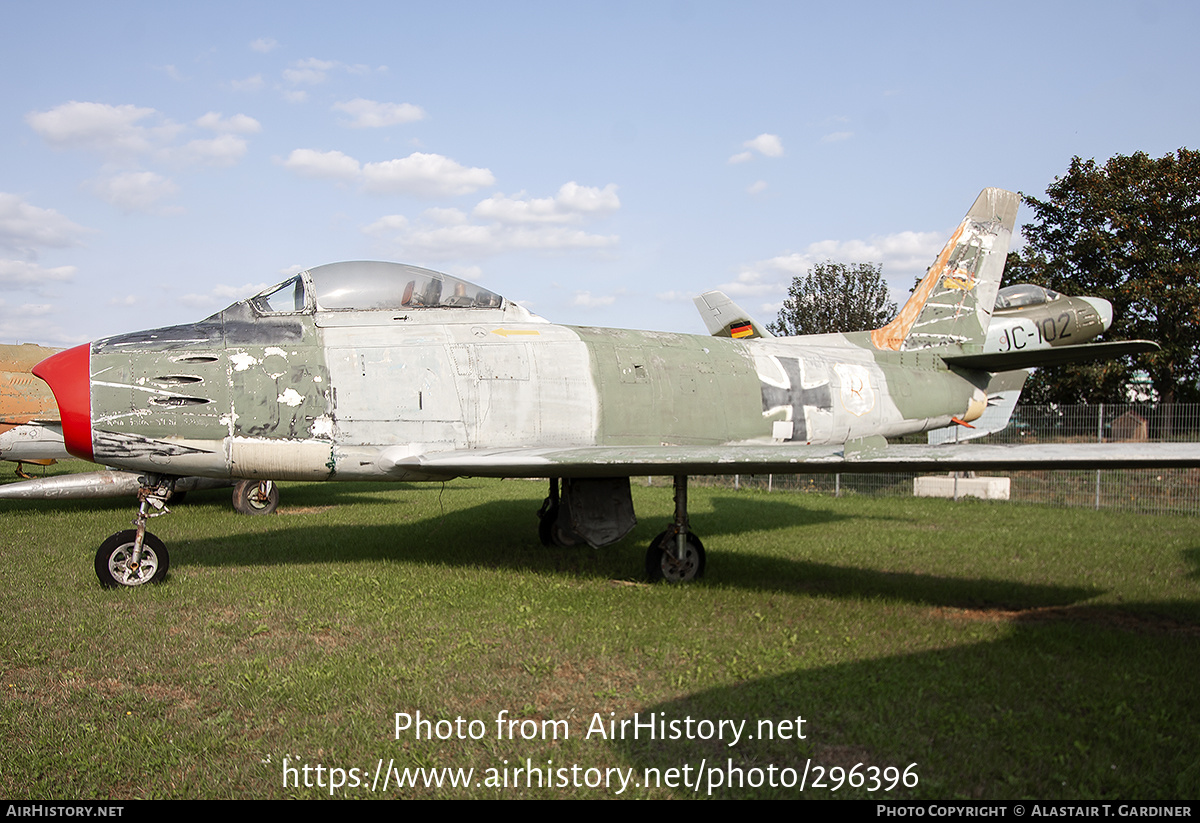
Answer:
[607, 605, 1200, 799]
[145, 492, 1104, 612]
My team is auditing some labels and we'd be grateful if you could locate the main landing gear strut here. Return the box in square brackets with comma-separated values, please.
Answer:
[537, 475, 706, 583]
[645, 475, 706, 583]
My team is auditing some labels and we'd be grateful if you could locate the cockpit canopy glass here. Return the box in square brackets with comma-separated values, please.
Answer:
[252, 276, 306, 313]
[994, 283, 1061, 310]
[250, 261, 503, 314]
[311, 261, 502, 311]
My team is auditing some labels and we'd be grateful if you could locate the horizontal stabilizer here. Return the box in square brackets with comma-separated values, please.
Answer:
[929, 370, 1030, 444]
[693, 291, 775, 339]
[942, 340, 1159, 371]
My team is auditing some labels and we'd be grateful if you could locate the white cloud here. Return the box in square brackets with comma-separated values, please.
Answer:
[746, 133, 783, 157]
[195, 112, 261, 134]
[332, 98, 426, 128]
[280, 148, 361, 180]
[281, 58, 382, 95]
[720, 230, 948, 304]
[250, 37, 278, 53]
[0, 300, 86, 346]
[656, 290, 691, 302]
[711, 268, 782, 299]
[555, 182, 621, 216]
[179, 281, 271, 309]
[27, 102, 257, 188]
[473, 183, 619, 224]
[232, 75, 266, 92]
[0, 194, 89, 255]
[283, 58, 337, 85]
[84, 171, 180, 214]
[422, 207, 469, 225]
[362, 181, 620, 257]
[747, 180, 768, 195]
[26, 101, 180, 156]
[572, 291, 616, 308]
[283, 67, 326, 85]
[281, 148, 495, 198]
[821, 131, 854, 143]
[729, 133, 783, 163]
[0, 259, 76, 290]
[362, 153, 495, 197]
[168, 134, 249, 167]
[364, 206, 618, 259]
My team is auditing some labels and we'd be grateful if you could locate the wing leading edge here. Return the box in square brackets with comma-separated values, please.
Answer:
[379, 442, 1200, 480]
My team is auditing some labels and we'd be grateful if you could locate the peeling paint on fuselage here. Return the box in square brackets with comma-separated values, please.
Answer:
[82, 294, 986, 481]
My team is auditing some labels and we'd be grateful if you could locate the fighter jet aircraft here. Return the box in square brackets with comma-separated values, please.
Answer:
[32, 188, 1184, 588]
[0, 344, 69, 473]
[925, 282, 1115, 443]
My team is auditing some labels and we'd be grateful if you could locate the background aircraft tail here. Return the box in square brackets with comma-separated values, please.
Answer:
[871, 188, 1019, 354]
[692, 290, 776, 339]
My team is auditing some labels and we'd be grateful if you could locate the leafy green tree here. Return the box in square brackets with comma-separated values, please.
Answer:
[1006, 148, 1200, 404]
[768, 261, 896, 336]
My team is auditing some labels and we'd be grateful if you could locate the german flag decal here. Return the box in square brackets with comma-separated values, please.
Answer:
[730, 321, 753, 339]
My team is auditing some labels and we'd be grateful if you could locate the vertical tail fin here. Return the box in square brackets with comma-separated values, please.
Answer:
[871, 188, 1019, 353]
[693, 291, 776, 339]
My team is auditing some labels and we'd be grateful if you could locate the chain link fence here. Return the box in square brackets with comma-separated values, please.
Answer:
[681, 405, 1200, 516]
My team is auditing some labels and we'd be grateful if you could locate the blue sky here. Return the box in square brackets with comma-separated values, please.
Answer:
[2, 0, 1197, 346]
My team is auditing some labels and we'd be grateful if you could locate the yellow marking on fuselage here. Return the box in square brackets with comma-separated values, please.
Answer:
[490, 328, 542, 337]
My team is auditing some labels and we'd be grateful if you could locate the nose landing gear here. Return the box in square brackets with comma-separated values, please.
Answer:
[94, 476, 175, 588]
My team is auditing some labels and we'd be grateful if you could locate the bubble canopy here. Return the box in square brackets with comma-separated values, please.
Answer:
[994, 283, 1061, 310]
[250, 261, 503, 314]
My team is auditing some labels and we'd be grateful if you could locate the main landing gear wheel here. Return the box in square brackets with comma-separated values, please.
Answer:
[232, 480, 279, 515]
[537, 496, 558, 547]
[95, 529, 169, 588]
[537, 477, 580, 547]
[646, 529, 706, 583]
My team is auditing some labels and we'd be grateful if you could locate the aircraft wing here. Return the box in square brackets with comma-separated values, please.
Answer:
[379, 441, 1200, 480]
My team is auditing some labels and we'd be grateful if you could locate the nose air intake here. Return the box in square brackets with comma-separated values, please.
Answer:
[31, 344, 93, 461]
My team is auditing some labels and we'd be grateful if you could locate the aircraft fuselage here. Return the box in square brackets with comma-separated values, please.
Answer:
[42, 263, 987, 484]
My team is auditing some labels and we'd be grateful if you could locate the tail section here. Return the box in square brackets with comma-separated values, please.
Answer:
[693, 291, 776, 340]
[871, 188, 1019, 353]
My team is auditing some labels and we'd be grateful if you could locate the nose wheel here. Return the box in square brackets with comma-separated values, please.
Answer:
[94, 475, 175, 588]
[95, 530, 168, 588]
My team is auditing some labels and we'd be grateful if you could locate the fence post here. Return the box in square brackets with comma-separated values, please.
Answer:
[1095, 403, 1103, 510]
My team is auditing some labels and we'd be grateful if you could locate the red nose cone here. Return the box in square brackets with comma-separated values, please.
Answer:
[32, 344, 94, 462]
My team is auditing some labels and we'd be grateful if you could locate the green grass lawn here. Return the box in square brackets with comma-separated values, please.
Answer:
[2, 466, 1198, 799]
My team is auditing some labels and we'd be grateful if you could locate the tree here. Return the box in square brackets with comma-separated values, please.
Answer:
[768, 261, 897, 337]
[1006, 149, 1200, 404]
